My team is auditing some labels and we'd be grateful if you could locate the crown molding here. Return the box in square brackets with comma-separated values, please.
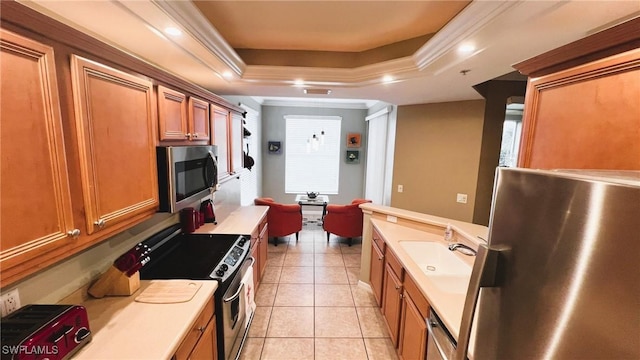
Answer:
[152, 0, 245, 76]
[413, 0, 520, 71]
[241, 57, 419, 87]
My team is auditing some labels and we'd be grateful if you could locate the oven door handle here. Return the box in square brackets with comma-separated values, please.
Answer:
[223, 257, 255, 303]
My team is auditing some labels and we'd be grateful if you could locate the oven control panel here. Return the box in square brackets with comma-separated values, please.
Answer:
[211, 236, 250, 282]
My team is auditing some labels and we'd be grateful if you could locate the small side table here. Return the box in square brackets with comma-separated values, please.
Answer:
[295, 194, 329, 225]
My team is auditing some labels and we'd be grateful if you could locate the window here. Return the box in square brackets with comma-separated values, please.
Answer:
[285, 115, 341, 194]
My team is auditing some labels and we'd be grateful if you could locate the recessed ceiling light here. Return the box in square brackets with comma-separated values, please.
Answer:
[458, 44, 475, 54]
[382, 75, 394, 83]
[294, 79, 305, 87]
[222, 71, 233, 79]
[164, 27, 182, 36]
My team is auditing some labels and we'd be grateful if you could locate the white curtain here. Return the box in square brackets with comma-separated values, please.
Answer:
[364, 107, 391, 205]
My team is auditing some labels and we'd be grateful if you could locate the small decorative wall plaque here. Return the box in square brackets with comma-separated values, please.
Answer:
[346, 150, 360, 164]
[268, 141, 282, 154]
[347, 133, 361, 148]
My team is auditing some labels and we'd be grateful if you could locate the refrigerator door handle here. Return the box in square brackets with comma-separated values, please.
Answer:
[454, 243, 501, 360]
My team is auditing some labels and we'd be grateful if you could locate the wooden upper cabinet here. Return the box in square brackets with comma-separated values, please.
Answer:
[0, 29, 75, 286]
[514, 19, 640, 170]
[157, 85, 188, 141]
[211, 105, 230, 179]
[188, 97, 210, 142]
[70, 55, 158, 235]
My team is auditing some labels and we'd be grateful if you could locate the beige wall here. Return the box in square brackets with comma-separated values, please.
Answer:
[392, 100, 485, 222]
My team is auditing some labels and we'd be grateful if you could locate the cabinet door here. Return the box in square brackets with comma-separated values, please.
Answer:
[259, 223, 269, 279]
[188, 97, 210, 141]
[70, 55, 158, 235]
[188, 318, 216, 360]
[229, 112, 243, 173]
[382, 263, 403, 347]
[369, 241, 385, 307]
[398, 292, 428, 360]
[211, 105, 230, 179]
[157, 85, 188, 141]
[0, 29, 75, 286]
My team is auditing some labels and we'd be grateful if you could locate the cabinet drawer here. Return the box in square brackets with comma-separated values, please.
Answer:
[404, 275, 430, 319]
[174, 300, 214, 360]
[372, 228, 386, 253]
[385, 248, 404, 281]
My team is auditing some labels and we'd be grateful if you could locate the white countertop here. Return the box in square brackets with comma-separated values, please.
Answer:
[193, 205, 268, 235]
[73, 280, 217, 360]
[369, 214, 484, 358]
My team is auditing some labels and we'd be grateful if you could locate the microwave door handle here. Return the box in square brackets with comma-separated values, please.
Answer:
[454, 244, 501, 360]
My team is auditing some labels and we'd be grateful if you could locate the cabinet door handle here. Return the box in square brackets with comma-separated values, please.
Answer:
[193, 133, 198, 138]
[197, 326, 206, 333]
[185, 133, 192, 140]
[94, 219, 106, 228]
[395, 285, 400, 290]
[67, 229, 81, 239]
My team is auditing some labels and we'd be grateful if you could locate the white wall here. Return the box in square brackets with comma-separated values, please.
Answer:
[261, 105, 368, 205]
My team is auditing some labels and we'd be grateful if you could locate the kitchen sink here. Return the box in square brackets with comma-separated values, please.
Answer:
[398, 241, 472, 294]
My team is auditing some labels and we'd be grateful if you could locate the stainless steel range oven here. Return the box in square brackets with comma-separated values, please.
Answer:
[138, 224, 254, 360]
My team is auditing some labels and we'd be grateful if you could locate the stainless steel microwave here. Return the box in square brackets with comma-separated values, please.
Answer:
[157, 146, 218, 213]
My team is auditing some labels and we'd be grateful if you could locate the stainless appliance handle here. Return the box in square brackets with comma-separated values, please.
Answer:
[223, 257, 255, 303]
[427, 317, 451, 360]
[454, 243, 501, 360]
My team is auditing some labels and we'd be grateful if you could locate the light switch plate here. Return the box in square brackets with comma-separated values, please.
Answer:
[456, 193, 468, 204]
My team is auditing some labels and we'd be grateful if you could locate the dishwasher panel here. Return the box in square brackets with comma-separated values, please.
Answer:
[427, 310, 457, 360]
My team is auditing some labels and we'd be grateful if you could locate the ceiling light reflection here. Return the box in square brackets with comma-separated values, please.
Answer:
[164, 27, 182, 36]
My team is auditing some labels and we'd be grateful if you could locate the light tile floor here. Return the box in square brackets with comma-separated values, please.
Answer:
[240, 224, 399, 360]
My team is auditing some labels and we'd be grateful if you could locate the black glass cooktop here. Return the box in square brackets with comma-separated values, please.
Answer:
[139, 229, 243, 280]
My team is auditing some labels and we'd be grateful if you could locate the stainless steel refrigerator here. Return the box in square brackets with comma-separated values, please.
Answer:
[455, 168, 640, 360]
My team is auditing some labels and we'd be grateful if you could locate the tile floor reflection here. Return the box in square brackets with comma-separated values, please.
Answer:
[239, 224, 398, 360]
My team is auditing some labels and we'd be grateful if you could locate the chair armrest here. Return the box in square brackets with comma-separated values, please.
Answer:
[325, 204, 353, 214]
[277, 204, 302, 213]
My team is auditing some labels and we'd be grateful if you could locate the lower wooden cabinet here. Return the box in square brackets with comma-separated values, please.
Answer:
[382, 262, 403, 346]
[370, 239, 385, 307]
[188, 314, 217, 360]
[398, 275, 430, 360]
[174, 300, 216, 360]
[258, 222, 268, 278]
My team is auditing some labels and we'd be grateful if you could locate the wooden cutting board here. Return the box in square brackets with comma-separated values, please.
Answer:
[135, 281, 202, 304]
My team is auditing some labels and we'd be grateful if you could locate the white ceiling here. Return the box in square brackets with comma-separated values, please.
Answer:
[18, 1, 640, 108]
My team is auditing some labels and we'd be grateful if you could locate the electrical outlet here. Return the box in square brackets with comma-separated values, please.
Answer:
[1, 289, 21, 317]
[456, 193, 468, 204]
[397, 185, 404, 193]
[386, 215, 398, 223]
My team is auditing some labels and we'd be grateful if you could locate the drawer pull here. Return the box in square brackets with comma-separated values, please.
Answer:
[197, 326, 206, 333]
[94, 219, 106, 228]
[67, 229, 81, 239]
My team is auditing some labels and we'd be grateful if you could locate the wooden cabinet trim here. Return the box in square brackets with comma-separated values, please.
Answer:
[514, 17, 640, 77]
[369, 240, 385, 307]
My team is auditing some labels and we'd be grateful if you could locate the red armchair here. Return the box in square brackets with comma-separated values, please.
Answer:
[254, 197, 303, 246]
[323, 199, 372, 246]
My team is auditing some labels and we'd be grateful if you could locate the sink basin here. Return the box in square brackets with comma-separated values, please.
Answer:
[398, 241, 472, 294]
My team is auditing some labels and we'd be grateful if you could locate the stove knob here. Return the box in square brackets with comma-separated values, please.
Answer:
[220, 264, 229, 271]
[239, 239, 246, 246]
[215, 269, 225, 277]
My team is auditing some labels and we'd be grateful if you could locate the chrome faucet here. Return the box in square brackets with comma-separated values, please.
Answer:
[448, 243, 477, 256]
